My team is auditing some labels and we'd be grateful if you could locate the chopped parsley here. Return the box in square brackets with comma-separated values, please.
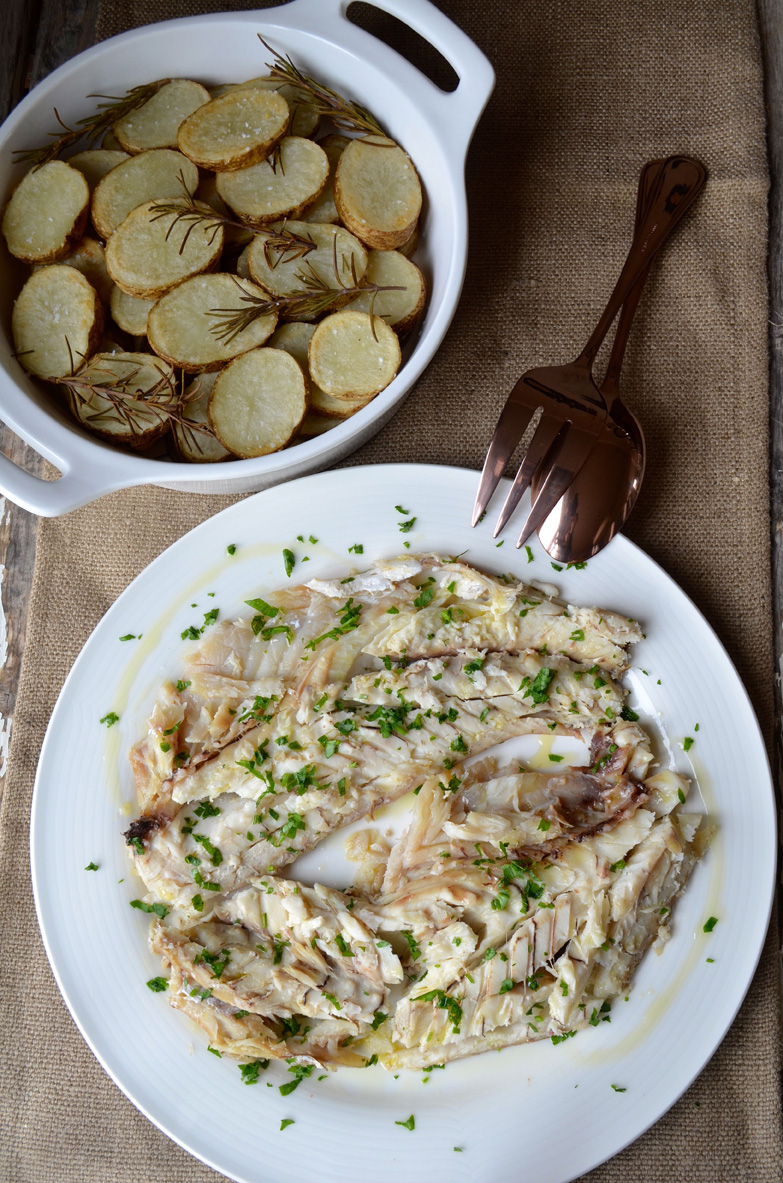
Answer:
[119, 634, 137, 641]
[551, 1030, 577, 1045]
[398, 517, 416, 533]
[415, 989, 462, 1033]
[283, 548, 296, 577]
[130, 899, 167, 919]
[395, 504, 409, 514]
[683, 736, 694, 751]
[280, 1063, 314, 1095]
[395, 1115, 415, 1131]
[371, 1011, 388, 1030]
[192, 894, 204, 912]
[146, 977, 168, 992]
[611, 1084, 627, 1093]
[491, 888, 510, 910]
[401, 931, 421, 961]
[537, 818, 551, 831]
[99, 712, 119, 727]
[176, 680, 191, 693]
[348, 543, 364, 554]
[524, 667, 555, 704]
[239, 1059, 269, 1084]
[413, 585, 434, 609]
[621, 704, 639, 722]
[569, 628, 584, 642]
[227, 544, 237, 555]
[84, 861, 99, 871]
[548, 754, 563, 763]
[703, 916, 718, 933]
[280, 1119, 295, 1131]
[335, 933, 354, 957]
[498, 978, 514, 994]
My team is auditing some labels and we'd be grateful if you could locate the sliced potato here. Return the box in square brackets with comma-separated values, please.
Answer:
[308, 310, 400, 400]
[113, 79, 211, 153]
[68, 149, 129, 190]
[174, 372, 233, 462]
[345, 249, 426, 333]
[216, 137, 328, 227]
[147, 273, 277, 372]
[92, 149, 199, 239]
[12, 265, 103, 379]
[63, 351, 177, 448]
[209, 348, 307, 457]
[297, 411, 338, 438]
[102, 129, 124, 150]
[2, 161, 89, 264]
[34, 236, 112, 303]
[268, 321, 371, 418]
[236, 243, 251, 279]
[105, 198, 224, 300]
[110, 285, 155, 335]
[177, 88, 289, 172]
[247, 220, 367, 299]
[225, 77, 319, 138]
[334, 138, 422, 249]
[397, 224, 419, 259]
[195, 174, 253, 247]
[301, 134, 348, 224]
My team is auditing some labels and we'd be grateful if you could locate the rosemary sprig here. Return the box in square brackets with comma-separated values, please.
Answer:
[207, 253, 404, 345]
[61, 348, 214, 454]
[258, 36, 390, 141]
[14, 80, 170, 168]
[261, 225, 318, 270]
[148, 174, 250, 254]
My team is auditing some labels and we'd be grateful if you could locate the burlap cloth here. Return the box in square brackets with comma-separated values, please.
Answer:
[1, 0, 780, 1179]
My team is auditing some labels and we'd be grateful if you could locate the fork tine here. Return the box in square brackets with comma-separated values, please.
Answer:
[472, 399, 535, 527]
[493, 414, 565, 537]
[515, 428, 595, 548]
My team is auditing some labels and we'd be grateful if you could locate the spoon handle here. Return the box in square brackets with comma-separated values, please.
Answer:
[578, 154, 707, 368]
[601, 158, 665, 396]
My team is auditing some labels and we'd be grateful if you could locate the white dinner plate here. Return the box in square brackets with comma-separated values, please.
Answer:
[31, 463, 775, 1183]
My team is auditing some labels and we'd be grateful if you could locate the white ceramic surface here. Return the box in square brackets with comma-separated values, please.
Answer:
[0, 2, 494, 515]
[31, 464, 775, 1183]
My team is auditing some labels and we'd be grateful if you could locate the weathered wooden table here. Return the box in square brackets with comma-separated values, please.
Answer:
[0, 1, 780, 849]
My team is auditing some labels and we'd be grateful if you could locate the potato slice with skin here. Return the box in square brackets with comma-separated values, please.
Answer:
[196, 174, 253, 247]
[113, 79, 211, 153]
[12, 266, 102, 380]
[225, 77, 319, 138]
[174, 372, 233, 462]
[209, 348, 307, 457]
[2, 161, 89, 264]
[301, 133, 348, 224]
[177, 89, 289, 172]
[247, 220, 367, 299]
[102, 129, 123, 150]
[105, 199, 224, 300]
[308, 310, 400, 399]
[147, 274, 277, 372]
[63, 351, 177, 449]
[345, 249, 426, 333]
[268, 322, 372, 419]
[110, 285, 155, 335]
[335, 138, 422, 249]
[397, 224, 419, 260]
[34, 236, 112, 303]
[92, 149, 199, 239]
[216, 137, 328, 227]
[298, 411, 337, 438]
[68, 149, 129, 191]
[236, 243, 251, 279]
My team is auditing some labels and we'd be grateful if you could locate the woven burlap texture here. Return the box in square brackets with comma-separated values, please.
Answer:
[1, 0, 780, 1180]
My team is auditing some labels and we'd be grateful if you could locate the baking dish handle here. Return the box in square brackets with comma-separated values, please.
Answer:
[280, 0, 495, 158]
[0, 446, 135, 517]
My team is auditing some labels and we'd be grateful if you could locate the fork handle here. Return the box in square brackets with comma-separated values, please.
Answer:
[578, 154, 707, 368]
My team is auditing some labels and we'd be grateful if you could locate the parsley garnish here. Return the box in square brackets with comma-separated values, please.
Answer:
[335, 933, 354, 957]
[348, 543, 364, 554]
[401, 931, 421, 961]
[176, 680, 191, 693]
[280, 1119, 295, 1131]
[395, 1115, 415, 1131]
[413, 585, 434, 609]
[84, 861, 99, 871]
[371, 1011, 388, 1029]
[611, 1084, 626, 1093]
[398, 518, 416, 533]
[119, 634, 137, 641]
[569, 628, 584, 642]
[523, 667, 555, 704]
[280, 1063, 314, 1095]
[395, 504, 409, 514]
[703, 916, 718, 933]
[415, 989, 462, 1032]
[498, 978, 514, 994]
[551, 1030, 576, 1045]
[227, 544, 236, 555]
[239, 1059, 269, 1084]
[192, 894, 204, 912]
[621, 704, 639, 722]
[146, 977, 168, 992]
[130, 899, 168, 919]
[683, 736, 694, 751]
[100, 712, 119, 727]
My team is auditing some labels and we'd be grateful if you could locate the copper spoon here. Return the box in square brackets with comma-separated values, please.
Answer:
[535, 156, 707, 562]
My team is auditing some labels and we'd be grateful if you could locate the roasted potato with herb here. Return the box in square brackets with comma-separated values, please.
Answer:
[3, 161, 90, 263]
[209, 348, 307, 457]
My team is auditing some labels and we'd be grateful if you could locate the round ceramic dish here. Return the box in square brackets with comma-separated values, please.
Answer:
[0, 0, 494, 516]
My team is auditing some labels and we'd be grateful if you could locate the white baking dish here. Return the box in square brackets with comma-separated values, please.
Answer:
[0, 0, 493, 516]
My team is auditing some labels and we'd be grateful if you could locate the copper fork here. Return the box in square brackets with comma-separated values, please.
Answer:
[472, 155, 708, 545]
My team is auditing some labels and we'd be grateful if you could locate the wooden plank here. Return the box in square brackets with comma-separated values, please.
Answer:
[29, 0, 100, 88]
[756, 0, 783, 955]
[0, 0, 41, 121]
